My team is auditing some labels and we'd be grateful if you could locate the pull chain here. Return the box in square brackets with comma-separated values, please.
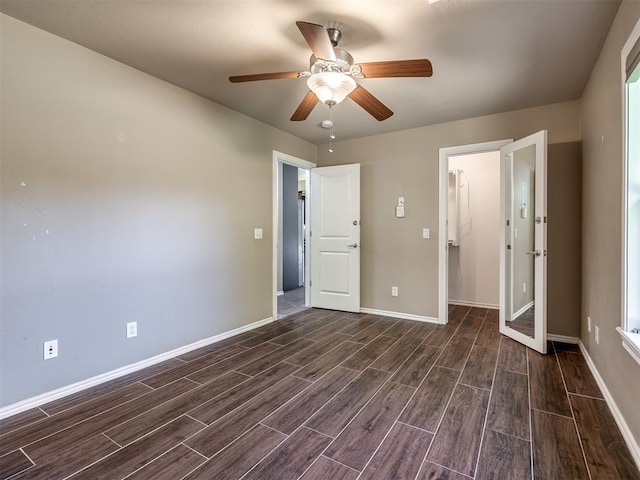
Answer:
[329, 106, 334, 153]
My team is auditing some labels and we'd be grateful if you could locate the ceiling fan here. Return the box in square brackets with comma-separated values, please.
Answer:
[229, 21, 433, 122]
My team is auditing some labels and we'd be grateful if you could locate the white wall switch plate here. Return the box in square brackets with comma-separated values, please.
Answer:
[254, 228, 263, 239]
[395, 206, 405, 218]
[398, 197, 405, 207]
[127, 321, 137, 338]
[391, 286, 398, 297]
[44, 339, 58, 360]
[587, 316, 591, 333]
[422, 228, 430, 239]
[595, 325, 600, 344]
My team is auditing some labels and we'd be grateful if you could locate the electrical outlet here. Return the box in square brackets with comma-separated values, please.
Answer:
[391, 286, 398, 297]
[127, 321, 138, 339]
[43, 339, 58, 360]
[595, 326, 600, 345]
[587, 316, 591, 333]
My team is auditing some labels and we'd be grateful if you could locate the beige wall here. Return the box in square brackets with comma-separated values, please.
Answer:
[0, 14, 316, 406]
[318, 100, 581, 321]
[581, 1, 640, 448]
[448, 152, 501, 307]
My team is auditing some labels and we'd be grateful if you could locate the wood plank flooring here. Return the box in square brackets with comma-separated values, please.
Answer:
[1, 306, 638, 479]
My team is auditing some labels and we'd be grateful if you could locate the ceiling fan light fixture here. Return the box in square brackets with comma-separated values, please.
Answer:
[307, 71, 357, 106]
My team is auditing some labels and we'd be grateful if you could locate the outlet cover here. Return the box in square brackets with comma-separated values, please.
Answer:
[44, 339, 58, 360]
[595, 326, 600, 344]
[587, 316, 591, 333]
[127, 321, 138, 338]
[391, 286, 398, 297]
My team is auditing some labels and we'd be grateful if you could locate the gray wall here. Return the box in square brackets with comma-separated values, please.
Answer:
[0, 14, 316, 406]
[547, 142, 582, 338]
[581, 0, 640, 448]
[282, 164, 300, 291]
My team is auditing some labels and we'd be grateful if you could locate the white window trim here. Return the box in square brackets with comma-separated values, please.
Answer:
[620, 18, 640, 365]
[617, 328, 640, 366]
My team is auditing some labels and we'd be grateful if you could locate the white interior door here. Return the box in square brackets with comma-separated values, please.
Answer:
[310, 164, 360, 312]
[499, 130, 548, 353]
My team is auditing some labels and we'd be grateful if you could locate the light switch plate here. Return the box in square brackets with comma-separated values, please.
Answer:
[422, 228, 430, 239]
[254, 228, 263, 239]
[398, 197, 405, 207]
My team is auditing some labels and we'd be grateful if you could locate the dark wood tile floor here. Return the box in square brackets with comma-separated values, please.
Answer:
[1, 306, 639, 479]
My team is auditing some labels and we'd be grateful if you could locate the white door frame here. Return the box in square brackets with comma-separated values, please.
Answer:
[272, 151, 316, 320]
[438, 139, 512, 323]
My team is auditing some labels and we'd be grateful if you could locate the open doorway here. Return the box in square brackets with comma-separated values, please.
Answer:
[278, 164, 308, 317]
[438, 140, 511, 322]
[447, 151, 501, 310]
[272, 151, 316, 320]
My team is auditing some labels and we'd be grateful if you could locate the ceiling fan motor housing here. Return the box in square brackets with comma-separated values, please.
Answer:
[310, 48, 354, 74]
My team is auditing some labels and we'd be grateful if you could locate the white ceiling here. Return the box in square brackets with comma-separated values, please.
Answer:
[0, 0, 620, 145]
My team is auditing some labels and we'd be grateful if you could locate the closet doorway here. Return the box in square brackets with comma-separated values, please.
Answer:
[437, 140, 511, 322]
[447, 151, 501, 310]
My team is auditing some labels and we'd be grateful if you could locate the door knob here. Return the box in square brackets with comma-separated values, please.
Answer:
[347, 243, 359, 249]
[526, 249, 542, 257]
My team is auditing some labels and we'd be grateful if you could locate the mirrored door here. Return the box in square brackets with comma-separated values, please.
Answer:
[500, 131, 548, 353]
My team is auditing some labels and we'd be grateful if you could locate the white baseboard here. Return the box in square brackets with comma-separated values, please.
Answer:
[360, 308, 442, 324]
[547, 334, 580, 344]
[579, 341, 640, 471]
[448, 300, 499, 310]
[0, 316, 276, 420]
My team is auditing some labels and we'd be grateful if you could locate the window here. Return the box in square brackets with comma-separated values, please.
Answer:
[620, 20, 640, 364]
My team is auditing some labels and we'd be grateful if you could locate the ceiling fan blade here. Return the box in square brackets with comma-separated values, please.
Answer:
[291, 90, 319, 121]
[296, 21, 336, 63]
[348, 85, 393, 121]
[229, 71, 302, 83]
[359, 59, 433, 78]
